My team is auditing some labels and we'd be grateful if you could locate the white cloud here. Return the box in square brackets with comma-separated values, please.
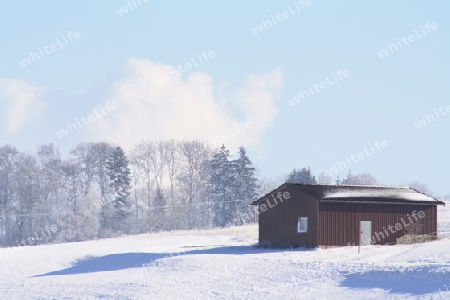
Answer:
[0, 78, 46, 134]
[234, 67, 283, 146]
[93, 58, 283, 151]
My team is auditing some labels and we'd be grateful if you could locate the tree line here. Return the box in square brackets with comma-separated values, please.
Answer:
[286, 167, 378, 185]
[2, 141, 434, 248]
[0, 141, 261, 247]
[285, 167, 437, 198]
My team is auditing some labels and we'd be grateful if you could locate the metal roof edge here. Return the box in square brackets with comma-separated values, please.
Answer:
[408, 187, 446, 205]
[251, 183, 446, 206]
[250, 183, 289, 205]
[289, 183, 411, 189]
[318, 199, 445, 205]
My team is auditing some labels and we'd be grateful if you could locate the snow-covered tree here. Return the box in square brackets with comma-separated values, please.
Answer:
[210, 145, 236, 227]
[285, 167, 316, 184]
[318, 171, 333, 184]
[177, 141, 211, 229]
[0, 145, 21, 246]
[153, 186, 167, 231]
[0, 139, 263, 247]
[13, 154, 41, 245]
[342, 171, 378, 185]
[232, 146, 259, 224]
[130, 140, 157, 228]
[107, 147, 131, 208]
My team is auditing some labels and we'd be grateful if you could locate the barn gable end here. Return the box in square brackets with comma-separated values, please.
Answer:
[255, 184, 318, 248]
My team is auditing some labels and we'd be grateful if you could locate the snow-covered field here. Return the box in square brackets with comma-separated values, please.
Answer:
[1, 202, 449, 300]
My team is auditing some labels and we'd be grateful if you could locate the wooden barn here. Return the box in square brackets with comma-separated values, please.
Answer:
[251, 184, 445, 248]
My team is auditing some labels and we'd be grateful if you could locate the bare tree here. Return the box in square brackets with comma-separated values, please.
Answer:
[164, 140, 179, 206]
[37, 144, 62, 215]
[70, 143, 97, 198]
[0, 145, 21, 246]
[130, 140, 158, 229]
[91, 142, 115, 202]
[13, 154, 41, 245]
[318, 171, 333, 185]
[343, 171, 378, 185]
[178, 141, 211, 229]
[0, 138, 262, 246]
[408, 181, 434, 197]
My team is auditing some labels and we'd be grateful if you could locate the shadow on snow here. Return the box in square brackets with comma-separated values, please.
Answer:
[33, 245, 315, 277]
[340, 266, 450, 296]
[34, 245, 450, 296]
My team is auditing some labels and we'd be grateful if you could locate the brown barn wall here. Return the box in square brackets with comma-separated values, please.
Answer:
[258, 186, 318, 248]
[318, 202, 438, 246]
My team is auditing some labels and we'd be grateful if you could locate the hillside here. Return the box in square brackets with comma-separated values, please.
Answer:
[0, 201, 449, 300]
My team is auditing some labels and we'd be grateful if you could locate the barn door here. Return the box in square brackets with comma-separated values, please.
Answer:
[360, 221, 372, 245]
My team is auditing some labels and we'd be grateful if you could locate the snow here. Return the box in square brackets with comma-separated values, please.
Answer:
[323, 187, 438, 203]
[0, 202, 449, 300]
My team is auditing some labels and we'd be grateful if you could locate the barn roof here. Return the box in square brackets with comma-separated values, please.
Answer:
[251, 183, 446, 206]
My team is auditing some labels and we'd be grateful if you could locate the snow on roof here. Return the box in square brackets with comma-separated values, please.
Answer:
[252, 183, 445, 205]
[322, 188, 437, 202]
[293, 184, 444, 204]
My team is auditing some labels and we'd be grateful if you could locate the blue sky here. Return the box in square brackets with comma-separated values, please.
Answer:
[0, 1, 449, 196]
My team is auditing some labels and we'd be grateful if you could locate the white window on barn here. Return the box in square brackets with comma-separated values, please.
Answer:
[297, 217, 308, 233]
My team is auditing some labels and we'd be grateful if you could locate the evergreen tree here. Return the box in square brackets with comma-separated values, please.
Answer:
[106, 147, 131, 225]
[286, 167, 316, 184]
[209, 145, 235, 227]
[233, 146, 259, 224]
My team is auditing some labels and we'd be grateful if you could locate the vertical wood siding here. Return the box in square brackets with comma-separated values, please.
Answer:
[258, 186, 318, 248]
[318, 202, 437, 246]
